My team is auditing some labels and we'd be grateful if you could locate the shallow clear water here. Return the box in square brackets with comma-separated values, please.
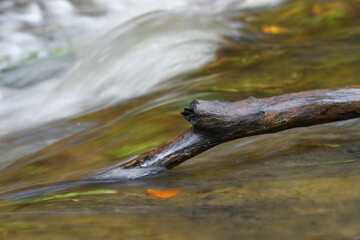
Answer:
[0, 0, 360, 239]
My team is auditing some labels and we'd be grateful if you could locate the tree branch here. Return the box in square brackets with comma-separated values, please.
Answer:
[119, 87, 360, 170]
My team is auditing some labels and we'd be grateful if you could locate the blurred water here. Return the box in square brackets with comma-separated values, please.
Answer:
[0, 0, 360, 239]
[0, 0, 283, 138]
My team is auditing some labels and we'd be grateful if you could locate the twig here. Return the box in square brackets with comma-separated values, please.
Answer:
[118, 87, 360, 170]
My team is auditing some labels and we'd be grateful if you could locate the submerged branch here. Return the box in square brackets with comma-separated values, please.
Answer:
[117, 87, 360, 171]
[6, 87, 360, 200]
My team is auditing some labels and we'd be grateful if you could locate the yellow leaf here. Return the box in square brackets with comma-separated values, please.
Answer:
[261, 25, 286, 34]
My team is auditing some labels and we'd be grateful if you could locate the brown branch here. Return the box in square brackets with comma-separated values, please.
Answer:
[8, 87, 359, 200]
[119, 87, 360, 170]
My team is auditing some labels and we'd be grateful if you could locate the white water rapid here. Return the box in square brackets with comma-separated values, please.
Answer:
[0, 0, 283, 138]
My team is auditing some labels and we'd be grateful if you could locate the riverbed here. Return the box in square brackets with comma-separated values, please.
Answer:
[0, 0, 360, 239]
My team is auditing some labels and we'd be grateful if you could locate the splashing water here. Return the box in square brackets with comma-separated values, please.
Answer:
[1, 1, 360, 239]
[0, 0, 283, 138]
[0, 0, 289, 199]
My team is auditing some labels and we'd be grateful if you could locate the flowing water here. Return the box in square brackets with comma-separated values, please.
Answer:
[0, 0, 360, 239]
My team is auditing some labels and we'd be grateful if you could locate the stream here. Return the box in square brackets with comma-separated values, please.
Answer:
[0, 0, 360, 239]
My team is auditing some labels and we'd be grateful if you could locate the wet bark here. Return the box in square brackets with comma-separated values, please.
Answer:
[120, 87, 360, 170]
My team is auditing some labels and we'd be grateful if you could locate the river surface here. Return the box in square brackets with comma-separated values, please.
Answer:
[0, 0, 360, 239]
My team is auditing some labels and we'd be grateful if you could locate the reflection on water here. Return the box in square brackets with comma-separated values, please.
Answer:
[1, 0, 360, 239]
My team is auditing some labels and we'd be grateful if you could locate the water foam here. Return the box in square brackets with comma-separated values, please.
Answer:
[0, 0, 284, 138]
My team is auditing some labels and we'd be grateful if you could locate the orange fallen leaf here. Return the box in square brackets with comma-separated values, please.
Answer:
[146, 189, 180, 198]
[261, 25, 286, 34]
[313, 4, 323, 16]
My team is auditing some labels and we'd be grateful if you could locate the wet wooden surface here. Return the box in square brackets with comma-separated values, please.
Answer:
[120, 87, 360, 170]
